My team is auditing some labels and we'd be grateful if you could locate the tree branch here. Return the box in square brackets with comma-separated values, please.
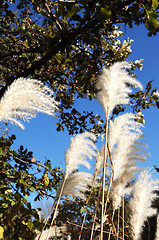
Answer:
[0, 47, 40, 59]
[0, 0, 138, 100]
[0, 17, 101, 99]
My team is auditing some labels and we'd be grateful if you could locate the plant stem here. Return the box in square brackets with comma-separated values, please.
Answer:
[108, 210, 115, 240]
[78, 183, 95, 240]
[101, 109, 109, 240]
[38, 200, 57, 240]
[122, 197, 125, 240]
[117, 208, 120, 240]
[78, 210, 87, 240]
[45, 174, 67, 240]
[90, 178, 103, 240]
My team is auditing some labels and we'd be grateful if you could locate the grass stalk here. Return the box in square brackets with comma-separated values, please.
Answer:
[45, 175, 67, 240]
[122, 198, 125, 240]
[78, 211, 87, 240]
[78, 183, 96, 240]
[101, 109, 109, 240]
[117, 208, 120, 240]
[108, 210, 115, 240]
[90, 178, 103, 240]
[38, 200, 57, 240]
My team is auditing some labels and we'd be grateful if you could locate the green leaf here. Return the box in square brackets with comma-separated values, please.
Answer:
[101, 6, 112, 19]
[0, 226, 4, 239]
[27, 221, 34, 230]
[21, 23, 26, 30]
[80, 206, 85, 214]
[2, 203, 8, 208]
[0, 148, 5, 156]
[145, 8, 159, 31]
[152, 0, 159, 10]
[29, 186, 35, 192]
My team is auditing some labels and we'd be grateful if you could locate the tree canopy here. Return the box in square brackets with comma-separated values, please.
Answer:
[0, 1, 159, 239]
[0, 0, 159, 134]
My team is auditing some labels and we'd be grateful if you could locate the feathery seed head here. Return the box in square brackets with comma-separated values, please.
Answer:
[112, 164, 138, 210]
[65, 132, 97, 176]
[129, 169, 159, 240]
[110, 113, 148, 210]
[0, 78, 59, 129]
[93, 145, 106, 181]
[108, 113, 143, 152]
[56, 172, 93, 200]
[96, 62, 143, 116]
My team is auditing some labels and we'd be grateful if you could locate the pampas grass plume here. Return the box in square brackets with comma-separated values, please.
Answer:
[109, 113, 148, 210]
[93, 145, 105, 181]
[56, 132, 97, 200]
[129, 169, 159, 240]
[0, 78, 59, 129]
[65, 132, 97, 176]
[96, 62, 143, 116]
[56, 172, 93, 200]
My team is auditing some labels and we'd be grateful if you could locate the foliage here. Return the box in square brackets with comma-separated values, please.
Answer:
[0, 1, 159, 240]
[0, 0, 159, 134]
[0, 134, 63, 239]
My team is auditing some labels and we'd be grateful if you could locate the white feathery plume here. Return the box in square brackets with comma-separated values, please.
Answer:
[109, 113, 148, 210]
[110, 114, 145, 180]
[112, 136, 145, 180]
[65, 132, 97, 176]
[0, 78, 59, 129]
[96, 62, 143, 116]
[93, 145, 105, 181]
[112, 140, 148, 210]
[129, 169, 159, 240]
[56, 172, 93, 200]
[112, 164, 138, 211]
[51, 132, 97, 222]
[108, 113, 143, 152]
[39, 132, 97, 240]
[155, 215, 159, 240]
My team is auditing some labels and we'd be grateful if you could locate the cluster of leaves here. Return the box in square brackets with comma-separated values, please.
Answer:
[130, 80, 159, 112]
[0, 0, 159, 134]
[0, 134, 63, 239]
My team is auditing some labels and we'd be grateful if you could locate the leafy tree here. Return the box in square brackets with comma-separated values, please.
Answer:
[0, 134, 63, 239]
[0, 1, 159, 239]
[0, 0, 159, 134]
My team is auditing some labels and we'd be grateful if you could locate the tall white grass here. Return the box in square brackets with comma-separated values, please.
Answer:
[129, 169, 159, 240]
[109, 114, 148, 210]
[56, 131, 97, 201]
[65, 132, 97, 176]
[96, 61, 143, 240]
[31, 61, 159, 240]
[56, 172, 93, 200]
[40, 132, 97, 240]
[108, 113, 143, 152]
[93, 145, 105, 181]
[96, 62, 143, 117]
[0, 78, 59, 129]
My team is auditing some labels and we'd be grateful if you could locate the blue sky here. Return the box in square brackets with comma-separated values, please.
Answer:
[8, 23, 159, 185]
